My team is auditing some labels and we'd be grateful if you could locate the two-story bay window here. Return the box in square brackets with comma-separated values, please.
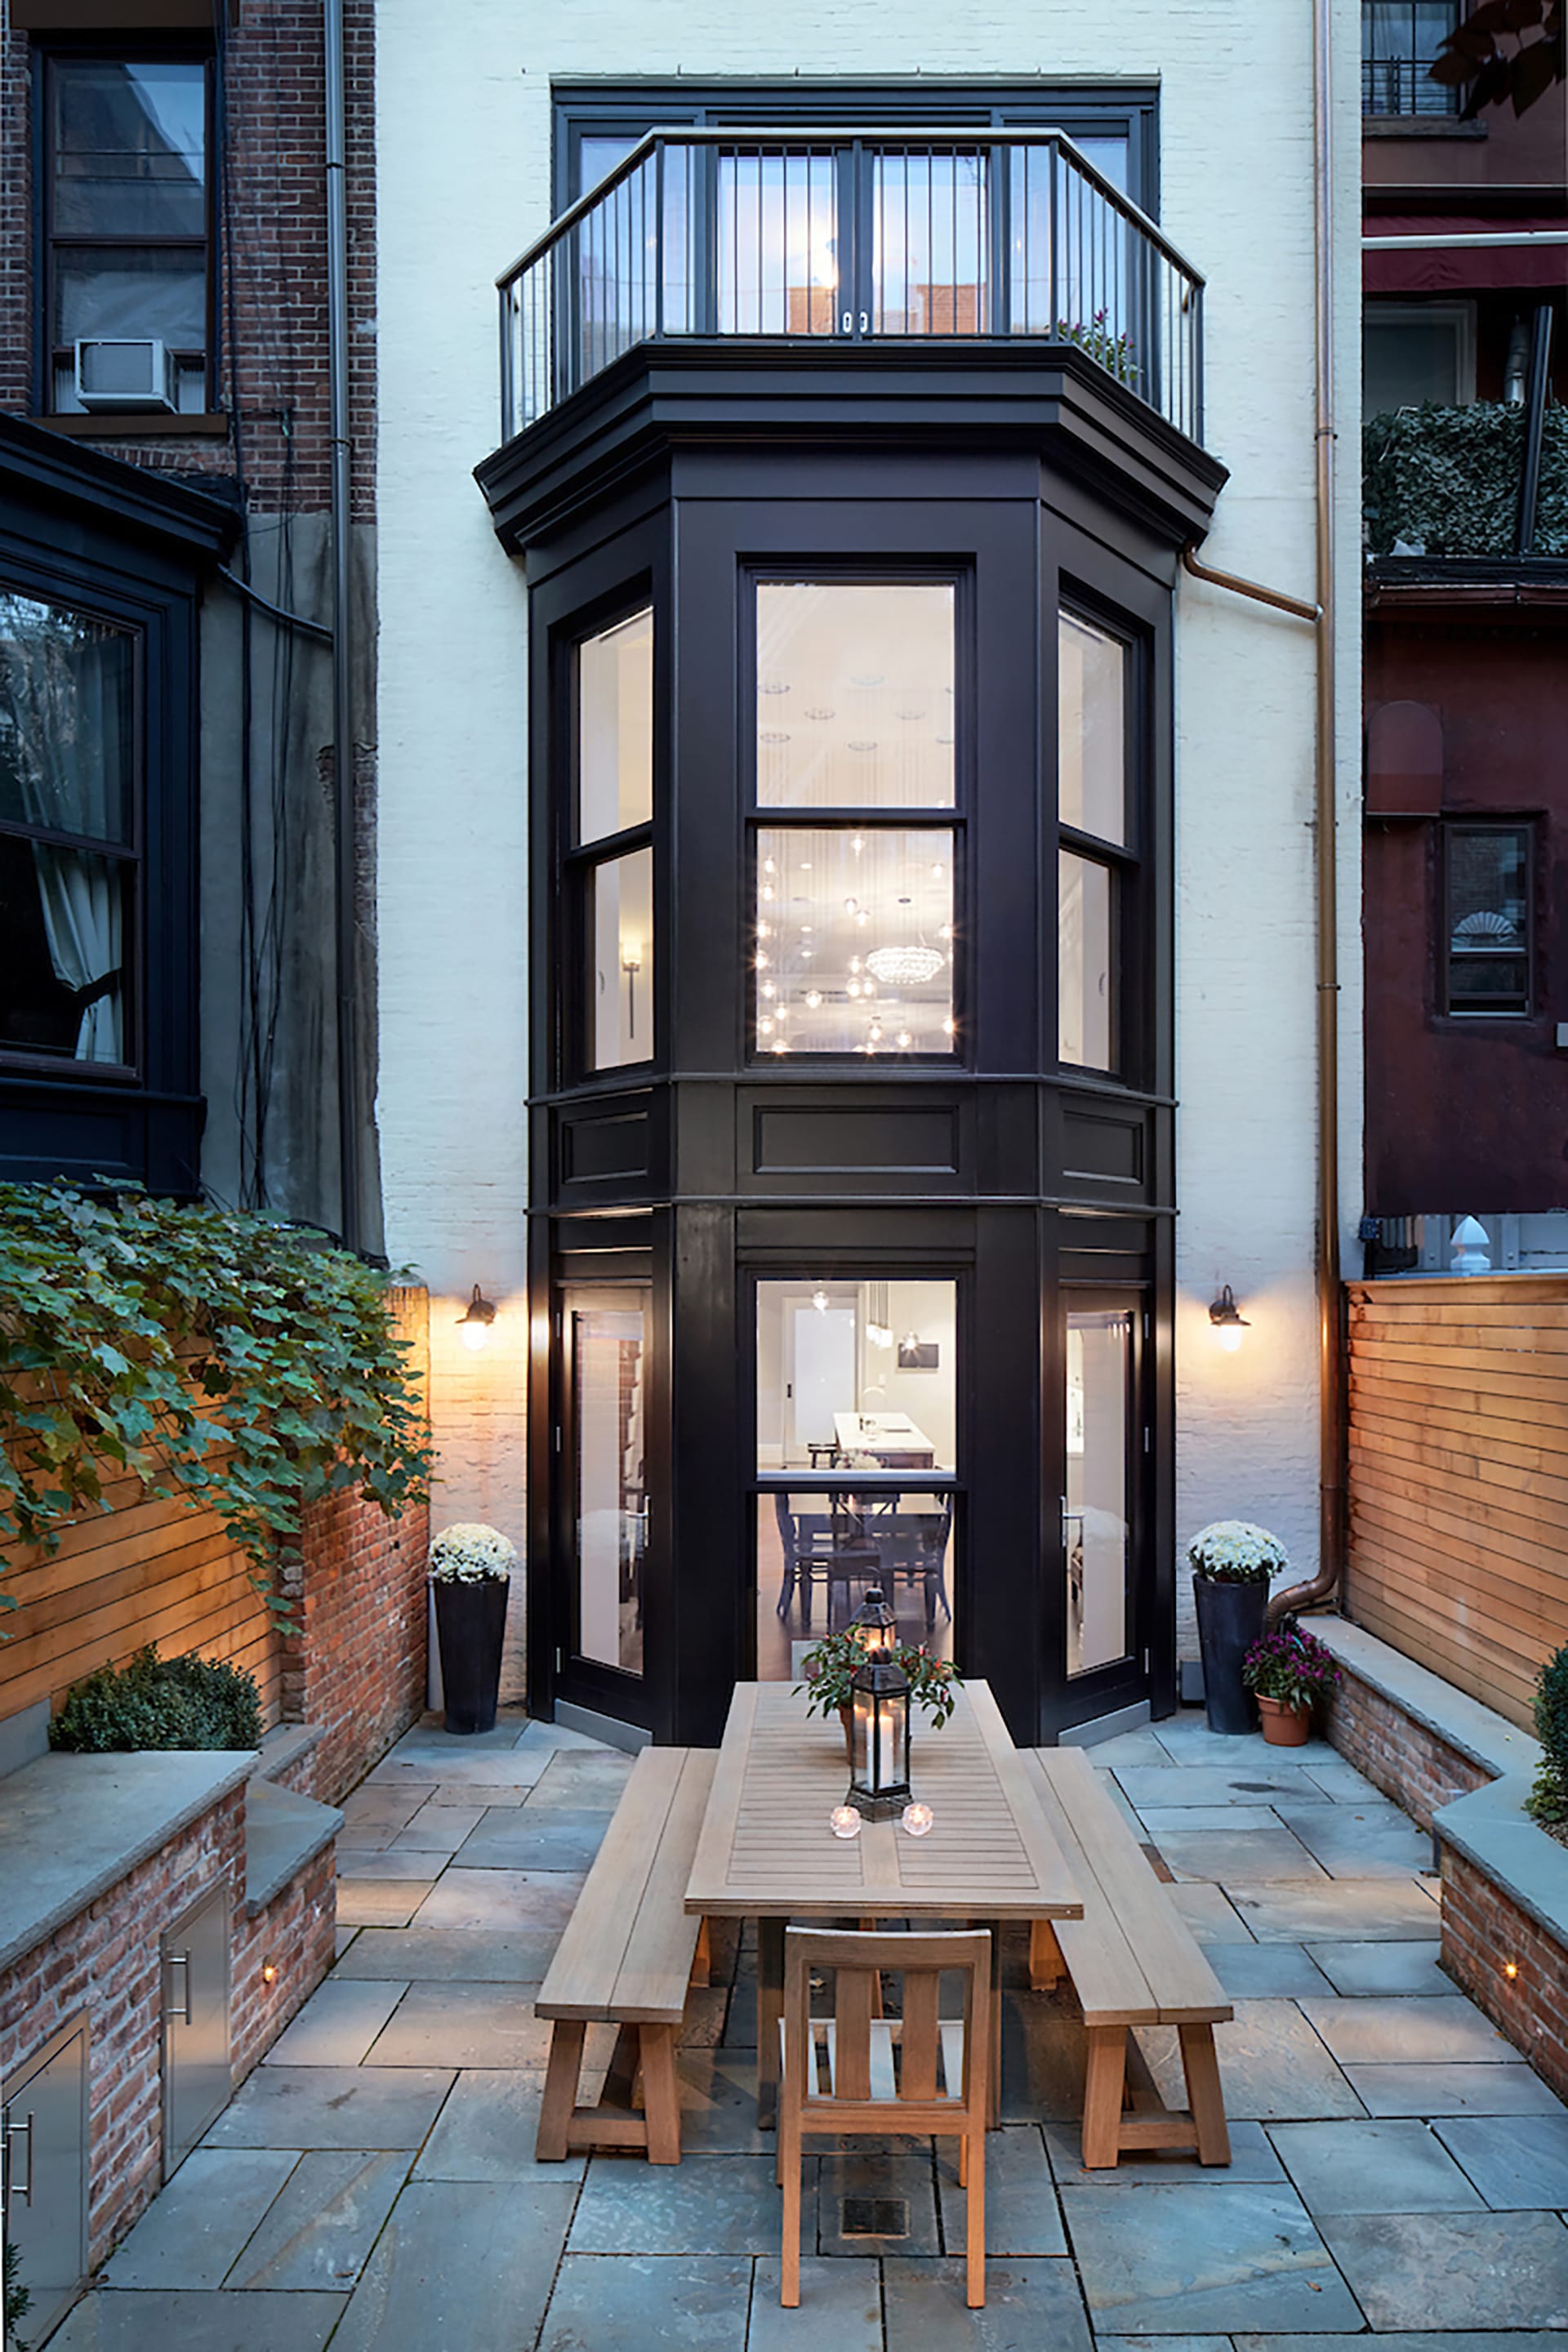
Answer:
[752, 579, 958, 1059]
[571, 606, 654, 1071]
[42, 52, 212, 416]
[1058, 605, 1138, 1076]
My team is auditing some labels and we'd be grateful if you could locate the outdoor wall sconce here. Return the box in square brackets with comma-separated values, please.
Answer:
[457, 1285, 497, 1352]
[849, 1584, 897, 1661]
[849, 1648, 912, 1820]
[1209, 1285, 1250, 1352]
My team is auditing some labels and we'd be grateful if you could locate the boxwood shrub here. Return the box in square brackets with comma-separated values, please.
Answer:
[50, 1646, 263, 1754]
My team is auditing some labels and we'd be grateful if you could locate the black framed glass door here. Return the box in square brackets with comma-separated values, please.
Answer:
[554, 1281, 653, 1729]
[1056, 1288, 1150, 1730]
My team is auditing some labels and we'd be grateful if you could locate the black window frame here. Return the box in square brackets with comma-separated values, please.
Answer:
[34, 38, 218, 419]
[1441, 817, 1534, 1018]
[554, 80, 1160, 218]
[1054, 588, 1147, 1085]
[742, 559, 970, 1069]
[559, 588, 658, 1084]
[1361, 1, 1463, 118]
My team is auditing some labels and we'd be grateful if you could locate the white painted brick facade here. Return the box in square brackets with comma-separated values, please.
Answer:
[374, 0, 1364, 1664]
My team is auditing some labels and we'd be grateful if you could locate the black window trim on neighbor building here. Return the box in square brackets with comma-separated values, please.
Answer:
[1441, 815, 1535, 1018]
[555, 79, 1160, 218]
[0, 413, 235, 1193]
[33, 38, 217, 420]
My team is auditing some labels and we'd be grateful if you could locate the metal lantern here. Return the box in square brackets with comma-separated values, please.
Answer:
[849, 1651, 912, 1819]
[848, 1584, 898, 1659]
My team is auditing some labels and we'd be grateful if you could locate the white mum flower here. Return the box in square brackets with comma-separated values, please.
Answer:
[1187, 1519, 1289, 1583]
[429, 1521, 517, 1583]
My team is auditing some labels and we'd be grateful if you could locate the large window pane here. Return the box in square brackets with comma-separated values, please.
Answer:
[0, 836, 127, 1063]
[56, 247, 206, 347]
[577, 608, 653, 842]
[1058, 611, 1127, 845]
[53, 60, 206, 238]
[1066, 1308, 1133, 1677]
[572, 1299, 646, 1677]
[756, 1490, 954, 1680]
[757, 1278, 957, 1472]
[587, 845, 653, 1067]
[1447, 824, 1530, 1013]
[1058, 850, 1112, 1069]
[0, 592, 135, 842]
[756, 582, 956, 808]
[755, 826, 953, 1055]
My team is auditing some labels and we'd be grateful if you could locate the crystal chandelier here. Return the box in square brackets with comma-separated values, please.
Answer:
[864, 944, 944, 986]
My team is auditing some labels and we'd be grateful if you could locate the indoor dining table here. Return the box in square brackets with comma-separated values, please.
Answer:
[684, 1677, 1083, 2125]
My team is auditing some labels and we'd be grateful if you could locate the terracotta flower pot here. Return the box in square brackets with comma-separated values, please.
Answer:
[1257, 1692, 1312, 1746]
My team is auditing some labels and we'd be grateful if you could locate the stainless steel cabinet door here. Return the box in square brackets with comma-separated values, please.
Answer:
[2, 2012, 88, 2345]
[162, 1880, 232, 2179]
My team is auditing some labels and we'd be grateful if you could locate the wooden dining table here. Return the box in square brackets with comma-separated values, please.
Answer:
[684, 1678, 1083, 2125]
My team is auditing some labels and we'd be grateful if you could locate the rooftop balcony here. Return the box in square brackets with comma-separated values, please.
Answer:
[497, 129, 1205, 448]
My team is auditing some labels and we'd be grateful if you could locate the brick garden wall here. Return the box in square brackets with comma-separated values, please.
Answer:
[285, 1479, 430, 1807]
[231, 1842, 336, 2083]
[1441, 1844, 1568, 2108]
[1323, 1663, 1492, 1833]
[0, 1788, 246, 2267]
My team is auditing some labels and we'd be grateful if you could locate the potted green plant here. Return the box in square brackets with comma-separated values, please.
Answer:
[795, 1626, 960, 1761]
[430, 1521, 515, 1735]
[1241, 1618, 1339, 1745]
[1187, 1521, 1288, 1735]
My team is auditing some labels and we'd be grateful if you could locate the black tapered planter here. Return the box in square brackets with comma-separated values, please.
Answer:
[1192, 1574, 1270, 1735]
[432, 1576, 510, 1735]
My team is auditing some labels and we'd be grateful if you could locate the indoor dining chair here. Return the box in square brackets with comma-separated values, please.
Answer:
[776, 1925, 991, 2310]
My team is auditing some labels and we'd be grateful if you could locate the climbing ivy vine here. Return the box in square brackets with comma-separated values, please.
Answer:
[0, 1183, 431, 1629]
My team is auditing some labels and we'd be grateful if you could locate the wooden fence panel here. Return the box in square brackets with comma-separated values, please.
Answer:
[1348, 1276, 1568, 1731]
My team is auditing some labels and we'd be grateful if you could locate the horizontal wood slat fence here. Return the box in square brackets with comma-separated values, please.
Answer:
[1, 1286, 428, 1734]
[1348, 1276, 1568, 1731]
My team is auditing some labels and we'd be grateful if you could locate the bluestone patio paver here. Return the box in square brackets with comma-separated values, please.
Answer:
[223, 2148, 411, 2289]
[749, 2256, 883, 2346]
[1320, 2207, 1568, 2332]
[1098, 2340, 1230, 2352]
[367, 1978, 554, 2068]
[998, 1989, 1098, 2122]
[332, 1924, 559, 1980]
[523, 1750, 638, 1806]
[1208, 1940, 1333, 1999]
[1274, 1799, 1435, 1879]
[1161, 1823, 1329, 1880]
[937, 2126, 1066, 2253]
[1234, 2336, 1568, 2351]
[1304, 1938, 1446, 1995]
[202, 2063, 454, 2149]
[329, 2180, 577, 2352]
[881, 2256, 1094, 2350]
[817, 2151, 942, 2256]
[1076, 1727, 1174, 1768]
[455, 1805, 612, 1873]
[385, 1805, 485, 1850]
[1043, 2116, 1286, 2187]
[336, 1848, 446, 1880]
[1118, 1766, 1334, 1811]
[101, 2149, 301, 2288]
[412, 2066, 586, 2181]
[1298, 1991, 1514, 2065]
[1140, 1998, 1367, 2120]
[334, 1879, 434, 1927]
[1151, 1717, 1334, 1766]
[1300, 1757, 1389, 1802]
[1346, 2059, 1567, 2116]
[535, 2253, 754, 2350]
[1062, 2179, 1365, 2335]
[568, 2150, 783, 2254]
[1137, 1803, 1302, 1838]
[265, 1977, 408, 2065]
[48, 2289, 348, 2350]
[364, 1751, 549, 1789]
[411, 1864, 585, 1931]
[1168, 1881, 1257, 1940]
[1223, 1875, 1441, 1940]
[1436, 2110, 1568, 2207]
[674, 2047, 769, 2153]
[1267, 2118, 1485, 2213]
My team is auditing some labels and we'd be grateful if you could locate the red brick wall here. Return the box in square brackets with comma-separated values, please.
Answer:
[231, 1842, 336, 2083]
[0, 1788, 245, 2267]
[0, 0, 376, 520]
[284, 1480, 430, 1806]
[1441, 1844, 1568, 2106]
[1324, 1662, 1492, 1833]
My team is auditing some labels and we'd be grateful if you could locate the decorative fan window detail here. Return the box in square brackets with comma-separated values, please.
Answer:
[1445, 823, 1531, 1016]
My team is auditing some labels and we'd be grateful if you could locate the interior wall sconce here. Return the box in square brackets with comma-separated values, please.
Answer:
[1209, 1285, 1250, 1352]
[621, 938, 642, 1033]
[457, 1284, 498, 1352]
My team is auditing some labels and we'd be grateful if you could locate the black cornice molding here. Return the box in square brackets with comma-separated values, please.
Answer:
[0, 409, 239, 563]
[474, 340, 1227, 557]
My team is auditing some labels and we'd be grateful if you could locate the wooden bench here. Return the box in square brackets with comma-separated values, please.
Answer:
[1022, 1747, 1232, 2170]
[535, 1745, 716, 2166]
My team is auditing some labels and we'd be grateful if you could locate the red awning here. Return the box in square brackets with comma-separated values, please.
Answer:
[1365, 214, 1568, 294]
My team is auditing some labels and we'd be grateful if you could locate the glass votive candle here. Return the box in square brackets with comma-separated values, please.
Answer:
[901, 1802, 935, 1838]
[829, 1804, 862, 1839]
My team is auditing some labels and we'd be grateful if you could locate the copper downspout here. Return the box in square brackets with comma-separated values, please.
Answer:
[1181, 0, 1344, 1623]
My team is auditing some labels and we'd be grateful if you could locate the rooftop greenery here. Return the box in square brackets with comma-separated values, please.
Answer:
[1365, 403, 1568, 560]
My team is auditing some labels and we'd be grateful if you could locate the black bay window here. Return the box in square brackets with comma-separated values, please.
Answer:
[41, 50, 212, 416]
[571, 604, 654, 1072]
[1057, 604, 1139, 1077]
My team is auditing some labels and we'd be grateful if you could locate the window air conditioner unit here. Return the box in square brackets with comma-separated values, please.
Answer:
[74, 338, 178, 413]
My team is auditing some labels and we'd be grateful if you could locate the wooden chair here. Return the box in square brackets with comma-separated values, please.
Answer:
[777, 1926, 991, 2310]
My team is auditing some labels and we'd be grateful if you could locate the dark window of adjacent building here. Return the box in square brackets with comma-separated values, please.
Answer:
[40, 51, 213, 415]
[571, 605, 655, 1072]
[1361, 2, 1461, 116]
[1445, 822, 1531, 1014]
[0, 585, 138, 1071]
[1058, 604, 1138, 1076]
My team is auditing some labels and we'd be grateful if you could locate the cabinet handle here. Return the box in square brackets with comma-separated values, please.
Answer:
[2, 2109, 34, 2207]
[166, 1950, 192, 2025]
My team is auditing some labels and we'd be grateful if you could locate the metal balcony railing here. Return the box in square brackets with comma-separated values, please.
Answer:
[497, 129, 1206, 445]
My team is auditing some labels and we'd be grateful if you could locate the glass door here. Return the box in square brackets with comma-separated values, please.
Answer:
[1059, 1293, 1147, 1725]
[559, 1285, 649, 1715]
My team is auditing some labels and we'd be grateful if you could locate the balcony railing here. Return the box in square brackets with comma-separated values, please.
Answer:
[497, 129, 1205, 445]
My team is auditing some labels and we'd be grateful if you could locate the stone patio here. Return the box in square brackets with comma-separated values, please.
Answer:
[48, 1708, 1568, 2348]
